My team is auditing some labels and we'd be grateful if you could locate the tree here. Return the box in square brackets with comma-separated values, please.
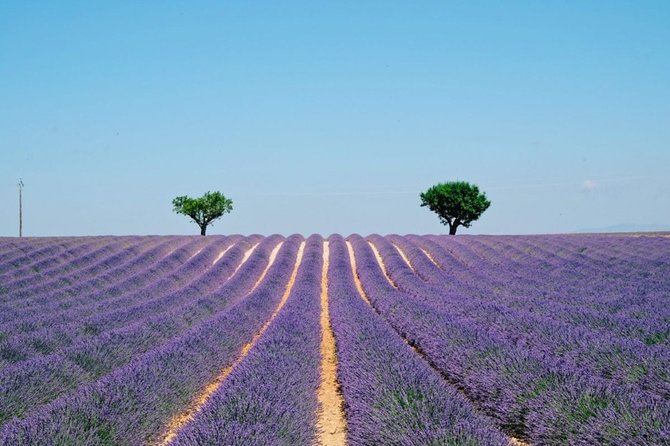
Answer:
[172, 191, 233, 236]
[420, 181, 491, 235]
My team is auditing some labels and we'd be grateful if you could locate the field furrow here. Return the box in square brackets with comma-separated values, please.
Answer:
[0, 236, 281, 427]
[332, 235, 511, 445]
[156, 239, 304, 444]
[406, 235, 670, 343]
[0, 237, 219, 335]
[316, 240, 347, 446]
[0, 236, 302, 444]
[0, 237, 242, 371]
[0, 237, 171, 301]
[169, 238, 321, 445]
[349, 235, 669, 445]
[374, 236, 670, 398]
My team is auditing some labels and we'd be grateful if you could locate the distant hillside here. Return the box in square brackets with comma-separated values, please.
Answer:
[577, 223, 670, 233]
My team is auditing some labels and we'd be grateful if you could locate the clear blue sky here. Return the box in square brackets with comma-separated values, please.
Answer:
[2, 1, 669, 236]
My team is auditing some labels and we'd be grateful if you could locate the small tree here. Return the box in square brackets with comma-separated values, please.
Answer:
[172, 191, 233, 236]
[420, 181, 490, 235]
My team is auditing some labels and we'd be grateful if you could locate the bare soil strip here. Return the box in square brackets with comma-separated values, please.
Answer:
[230, 242, 260, 275]
[366, 241, 397, 288]
[187, 248, 204, 262]
[250, 242, 283, 292]
[420, 248, 440, 268]
[211, 244, 235, 266]
[392, 243, 416, 273]
[351, 243, 529, 446]
[316, 241, 348, 446]
[156, 241, 305, 446]
[346, 241, 371, 306]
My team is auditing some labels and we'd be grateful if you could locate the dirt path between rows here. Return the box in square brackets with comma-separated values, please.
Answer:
[211, 243, 234, 265]
[392, 243, 416, 273]
[155, 241, 305, 446]
[230, 242, 260, 275]
[187, 248, 204, 262]
[346, 241, 371, 306]
[251, 242, 283, 292]
[420, 247, 440, 267]
[367, 241, 397, 288]
[316, 241, 347, 445]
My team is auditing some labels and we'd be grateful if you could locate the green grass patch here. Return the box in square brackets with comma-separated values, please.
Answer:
[644, 331, 669, 345]
[0, 345, 26, 363]
[31, 338, 55, 354]
[82, 323, 101, 336]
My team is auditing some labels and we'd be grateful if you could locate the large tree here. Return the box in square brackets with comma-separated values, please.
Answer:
[172, 191, 233, 236]
[420, 181, 491, 235]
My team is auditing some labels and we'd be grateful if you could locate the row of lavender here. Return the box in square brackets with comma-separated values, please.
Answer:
[327, 236, 511, 445]
[135, 235, 513, 445]
[0, 235, 286, 433]
[0, 237, 300, 444]
[171, 235, 321, 444]
[0, 235, 520, 445]
[356, 233, 669, 444]
[0, 236, 256, 368]
[421, 234, 670, 331]
[384, 235, 670, 396]
[171, 235, 513, 445]
[397, 235, 663, 314]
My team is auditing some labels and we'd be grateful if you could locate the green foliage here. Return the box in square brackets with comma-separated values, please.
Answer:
[0, 345, 26, 363]
[30, 338, 55, 354]
[82, 323, 101, 336]
[172, 191, 233, 235]
[625, 364, 648, 383]
[644, 330, 669, 345]
[420, 181, 491, 235]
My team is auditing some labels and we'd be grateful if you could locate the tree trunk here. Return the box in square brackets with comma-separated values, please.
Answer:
[200, 225, 207, 236]
[448, 224, 458, 235]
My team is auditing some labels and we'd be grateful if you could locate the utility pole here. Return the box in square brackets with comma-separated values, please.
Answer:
[18, 179, 24, 237]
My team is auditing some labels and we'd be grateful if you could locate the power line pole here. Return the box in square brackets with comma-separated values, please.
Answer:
[18, 179, 24, 237]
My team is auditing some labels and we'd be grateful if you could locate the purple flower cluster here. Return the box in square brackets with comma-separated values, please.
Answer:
[0, 236, 241, 369]
[328, 235, 510, 445]
[381, 235, 670, 398]
[0, 237, 184, 342]
[0, 235, 249, 424]
[172, 235, 322, 445]
[0, 235, 303, 444]
[0, 235, 281, 426]
[0, 236, 114, 281]
[1, 237, 207, 345]
[1, 236, 276, 416]
[352, 234, 670, 445]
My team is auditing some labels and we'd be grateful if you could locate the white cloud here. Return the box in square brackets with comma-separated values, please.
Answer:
[581, 179, 599, 192]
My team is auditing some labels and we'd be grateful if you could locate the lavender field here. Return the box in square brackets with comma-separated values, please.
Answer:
[0, 234, 668, 445]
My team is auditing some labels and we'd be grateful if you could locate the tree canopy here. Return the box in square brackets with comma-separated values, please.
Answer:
[172, 191, 233, 236]
[420, 181, 491, 235]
